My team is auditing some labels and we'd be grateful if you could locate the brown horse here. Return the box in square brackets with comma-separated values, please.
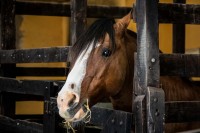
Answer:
[57, 13, 200, 132]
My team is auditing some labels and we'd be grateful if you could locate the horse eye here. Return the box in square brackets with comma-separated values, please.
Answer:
[102, 48, 112, 57]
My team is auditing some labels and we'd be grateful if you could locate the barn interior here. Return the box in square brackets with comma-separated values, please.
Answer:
[0, 0, 199, 133]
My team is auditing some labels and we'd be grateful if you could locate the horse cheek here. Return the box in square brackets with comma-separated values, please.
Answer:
[88, 79, 106, 105]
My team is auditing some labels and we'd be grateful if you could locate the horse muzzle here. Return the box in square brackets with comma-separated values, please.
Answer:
[57, 98, 89, 122]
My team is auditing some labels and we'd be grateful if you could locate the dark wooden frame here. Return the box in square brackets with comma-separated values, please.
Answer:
[0, 0, 199, 133]
[0, 1, 199, 24]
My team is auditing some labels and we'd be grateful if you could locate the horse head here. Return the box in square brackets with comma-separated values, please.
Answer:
[57, 12, 137, 123]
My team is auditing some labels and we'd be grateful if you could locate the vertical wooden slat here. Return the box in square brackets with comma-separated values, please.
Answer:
[70, 0, 87, 132]
[0, 0, 16, 50]
[0, 0, 16, 118]
[135, 0, 164, 132]
[134, 95, 146, 133]
[70, 0, 87, 46]
[136, 0, 160, 91]
[43, 82, 55, 133]
[173, 0, 186, 53]
[0, 0, 16, 77]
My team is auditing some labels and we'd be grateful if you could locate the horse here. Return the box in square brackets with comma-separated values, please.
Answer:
[57, 12, 200, 132]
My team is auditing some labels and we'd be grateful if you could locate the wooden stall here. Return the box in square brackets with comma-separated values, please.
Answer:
[0, 0, 199, 133]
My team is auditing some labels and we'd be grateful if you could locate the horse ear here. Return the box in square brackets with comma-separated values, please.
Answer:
[115, 11, 132, 31]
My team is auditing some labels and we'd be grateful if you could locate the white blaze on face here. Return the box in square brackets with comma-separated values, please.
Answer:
[58, 43, 94, 104]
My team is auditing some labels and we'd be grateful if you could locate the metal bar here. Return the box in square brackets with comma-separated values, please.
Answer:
[173, 0, 186, 53]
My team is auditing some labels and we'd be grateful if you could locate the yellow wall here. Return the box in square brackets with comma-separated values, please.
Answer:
[16, 0, 199, 114]
[16, 15, 69, 114]
[127, 0, 200, 53]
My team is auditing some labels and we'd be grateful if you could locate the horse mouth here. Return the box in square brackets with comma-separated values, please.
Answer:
[60, 99, 91, 123]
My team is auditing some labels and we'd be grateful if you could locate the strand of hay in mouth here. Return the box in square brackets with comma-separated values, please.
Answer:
[63, 121, 76, 133]
[63, 99, 91, 133]
[83, 99, 91, 123]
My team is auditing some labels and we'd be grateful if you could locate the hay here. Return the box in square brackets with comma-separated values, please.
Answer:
[63, 99, 91, 133]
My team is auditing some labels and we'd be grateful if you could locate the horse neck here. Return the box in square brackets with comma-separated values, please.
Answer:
[161, 76, 200, 101]
[110, 33, 136, 112]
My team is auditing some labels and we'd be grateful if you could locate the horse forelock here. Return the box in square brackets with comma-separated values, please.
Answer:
[71, 18, 117, 62]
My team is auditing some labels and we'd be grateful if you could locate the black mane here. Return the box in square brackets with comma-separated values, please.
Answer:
[71, 18, 116, 61]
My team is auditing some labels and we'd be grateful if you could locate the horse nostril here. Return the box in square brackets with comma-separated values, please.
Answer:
[61, 99, 64, 102]
[68, 94, 76, 108]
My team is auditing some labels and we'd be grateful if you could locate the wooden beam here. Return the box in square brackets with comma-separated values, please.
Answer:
[70, 0, 87, 45]
[0, 48, 199, 77]
[0, 47, 70, 63]
[15, 67, 68, 76]
[0, 0, 16, 118]
[165, 101, 200, 123]
[135, 0, 164, 132]
[158, 3, 200, 24]
[160, 54, 200, 77]
[136, 0, 160, 90]
[0, 115, 43, 133]
[0, 77, 55, 96]
[5, 1, 199, 24]
[173, 0, 186, 53]
[50, 98, 200, 125]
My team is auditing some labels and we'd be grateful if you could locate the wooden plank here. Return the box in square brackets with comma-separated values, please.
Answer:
[158, 3, 200, 24]
[135, 0, 163, 132]
[99, 108, 132, 133]
[50, 98, 200, 128]
[15, 67, 68, 76]
[0, 0, 16, 118]
[133, 95, 146, 133]
[70, 1, 86, 132]
[0, 50, 199, 77]
[146, 87, 165, 132]
[160, 54, 200, 77]
[49, 98, 132, 132]
[70, 0, 87, 45]
[165, 101, 200, 123]
[0, 0, 16, 50]
[0, 47, 70, 63]
[136, 0, 160, 90]
[0, 77, 53, 96]
[10, 1, 200, 24]
[14, 1, 130, 18]
[178, 129, 200, 133]
[0, 115, 43, 133]
[173, 0, 186, 53]
[43, 82, 56, 133]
